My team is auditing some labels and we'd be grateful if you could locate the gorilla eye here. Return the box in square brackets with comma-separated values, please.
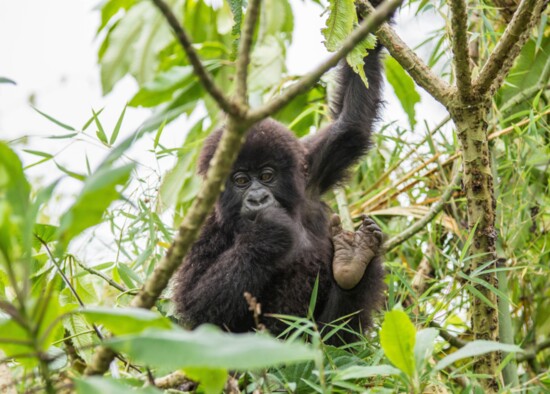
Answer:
[259, 170, 274, 183]
[233, 173, 250, 186]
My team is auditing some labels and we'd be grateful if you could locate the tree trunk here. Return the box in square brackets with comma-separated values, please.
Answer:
[451, 99, 501, 392]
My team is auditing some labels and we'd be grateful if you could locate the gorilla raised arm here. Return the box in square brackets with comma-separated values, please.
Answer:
[173, 23, 386, 341]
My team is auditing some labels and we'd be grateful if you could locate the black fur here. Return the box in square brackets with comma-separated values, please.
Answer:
[173, 19, 386, 340]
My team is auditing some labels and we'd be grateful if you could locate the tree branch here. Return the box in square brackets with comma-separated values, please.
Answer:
[448, 0, 472, 101]
[235, 0, 261, 105]
[150, 0, 244, 118]
[473, 0, 546, 96]
[383, 169, 461, 251]
[357, 0, 454, 108]
[517, 338, 550, 362]
[247, 0, 404, 123]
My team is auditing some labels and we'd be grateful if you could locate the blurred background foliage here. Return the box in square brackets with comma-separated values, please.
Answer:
[0, 0, 549, 392]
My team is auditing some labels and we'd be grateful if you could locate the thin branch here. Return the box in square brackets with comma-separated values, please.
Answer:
[235, 0, 261, 105]
[517, 338, 550, 362]
[150, 0, 244, 118]
[383, 170, 461, 251]
[474, 0, 546, 96]
[429, 320, 467, 348]
[448, 0, 472, 100]
[247, 0, 404, 123]
[356, 0, 454, 108]
[73, 259, 130, 293]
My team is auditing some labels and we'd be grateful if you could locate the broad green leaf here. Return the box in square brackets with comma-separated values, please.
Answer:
[346, 35, 377, 87]
[322, 0, 355, 52]
[57, 163, 134, 247]
[99, 1, 180, 94]
[0, 143, 30, 219]
[413, 328, 438, 370]
[334, 365, 401, 381]
[0, 317, 36, 367]
[107, 326, 320, 370]
[99, 0, 137, 31]
[258, 0, 294, 44]
[184, 367, 227, 394]
[380, 310, 416, 377]
[79, 307, 172, 336]
[32, 224, 58, 250]
[384, 56, 420, 130]
[249, 36, 286, 93]
[75, 377, 162, 394]
[435, 340, 524, 371]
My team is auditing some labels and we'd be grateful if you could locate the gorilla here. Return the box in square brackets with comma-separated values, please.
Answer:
[173, 18, 386, 342]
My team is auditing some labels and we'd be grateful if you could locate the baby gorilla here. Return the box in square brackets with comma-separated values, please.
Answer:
[173, 26, 386, 342]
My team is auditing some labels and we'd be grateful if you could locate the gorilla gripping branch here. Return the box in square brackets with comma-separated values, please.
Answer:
[84, 0, 402, 376]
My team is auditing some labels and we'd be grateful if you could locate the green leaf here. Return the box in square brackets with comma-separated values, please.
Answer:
[32, 106, 76, 131]
[384, 56, 420, 130]
[227, 0, 243, 38]
[184, 367, 227, 394]
[79, 307, 172, 336]
[413, 328, 438, 370]
[0, 143, 30, 219]
[435, 340, 524, 371]
[322, 0, 355, 52]
[99, 1, 177, 94]
[107, 325, 320, 370]
[92, 109, 108, 144]
[110, 104, 127, 145]
[0, 77, 16, 85]
[380, 310, 416, 377]
[346, 35, 377, 87]
[75, 377, 162, 394]
[334, 365, 402, 381]
[55, 162, 86, 181]
[57, 163, 134, 247]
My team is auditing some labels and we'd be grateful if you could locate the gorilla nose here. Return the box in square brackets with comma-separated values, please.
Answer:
[245, 190, 274, 210]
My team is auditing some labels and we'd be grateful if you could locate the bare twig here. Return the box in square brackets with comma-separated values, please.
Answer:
[473, 0, 546, 96]
[155, 371, 189, 389]
[150, 0, 244, 118]
[383, 169, 461, 250]
[73, 258, 130, 293]
[247, 0, 404, 123]
[357, 0, 453, 107]
[235, 0, 261, 105]
[448, 0, 472, 101]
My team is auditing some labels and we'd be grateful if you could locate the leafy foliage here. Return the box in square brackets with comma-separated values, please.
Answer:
[0, 0, 549, 393]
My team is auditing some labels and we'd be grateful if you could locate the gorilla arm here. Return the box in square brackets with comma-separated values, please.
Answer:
[304, 42, 384, 195]
[176, 207, 296, 330]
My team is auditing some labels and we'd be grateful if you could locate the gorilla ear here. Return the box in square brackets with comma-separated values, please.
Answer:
[198, 128, 223, 175]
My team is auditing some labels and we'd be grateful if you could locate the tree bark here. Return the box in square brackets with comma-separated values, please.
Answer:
[450, 99, 500, 391]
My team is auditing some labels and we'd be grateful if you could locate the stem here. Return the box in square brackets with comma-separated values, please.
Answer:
[448, 0, 472, 101]
[497, 260, 519, 387]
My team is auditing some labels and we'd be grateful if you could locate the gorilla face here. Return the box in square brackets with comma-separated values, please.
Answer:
[231, 166, 279, 218]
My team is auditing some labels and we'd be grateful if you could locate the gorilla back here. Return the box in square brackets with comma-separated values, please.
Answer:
[173, 32, 386, 340]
